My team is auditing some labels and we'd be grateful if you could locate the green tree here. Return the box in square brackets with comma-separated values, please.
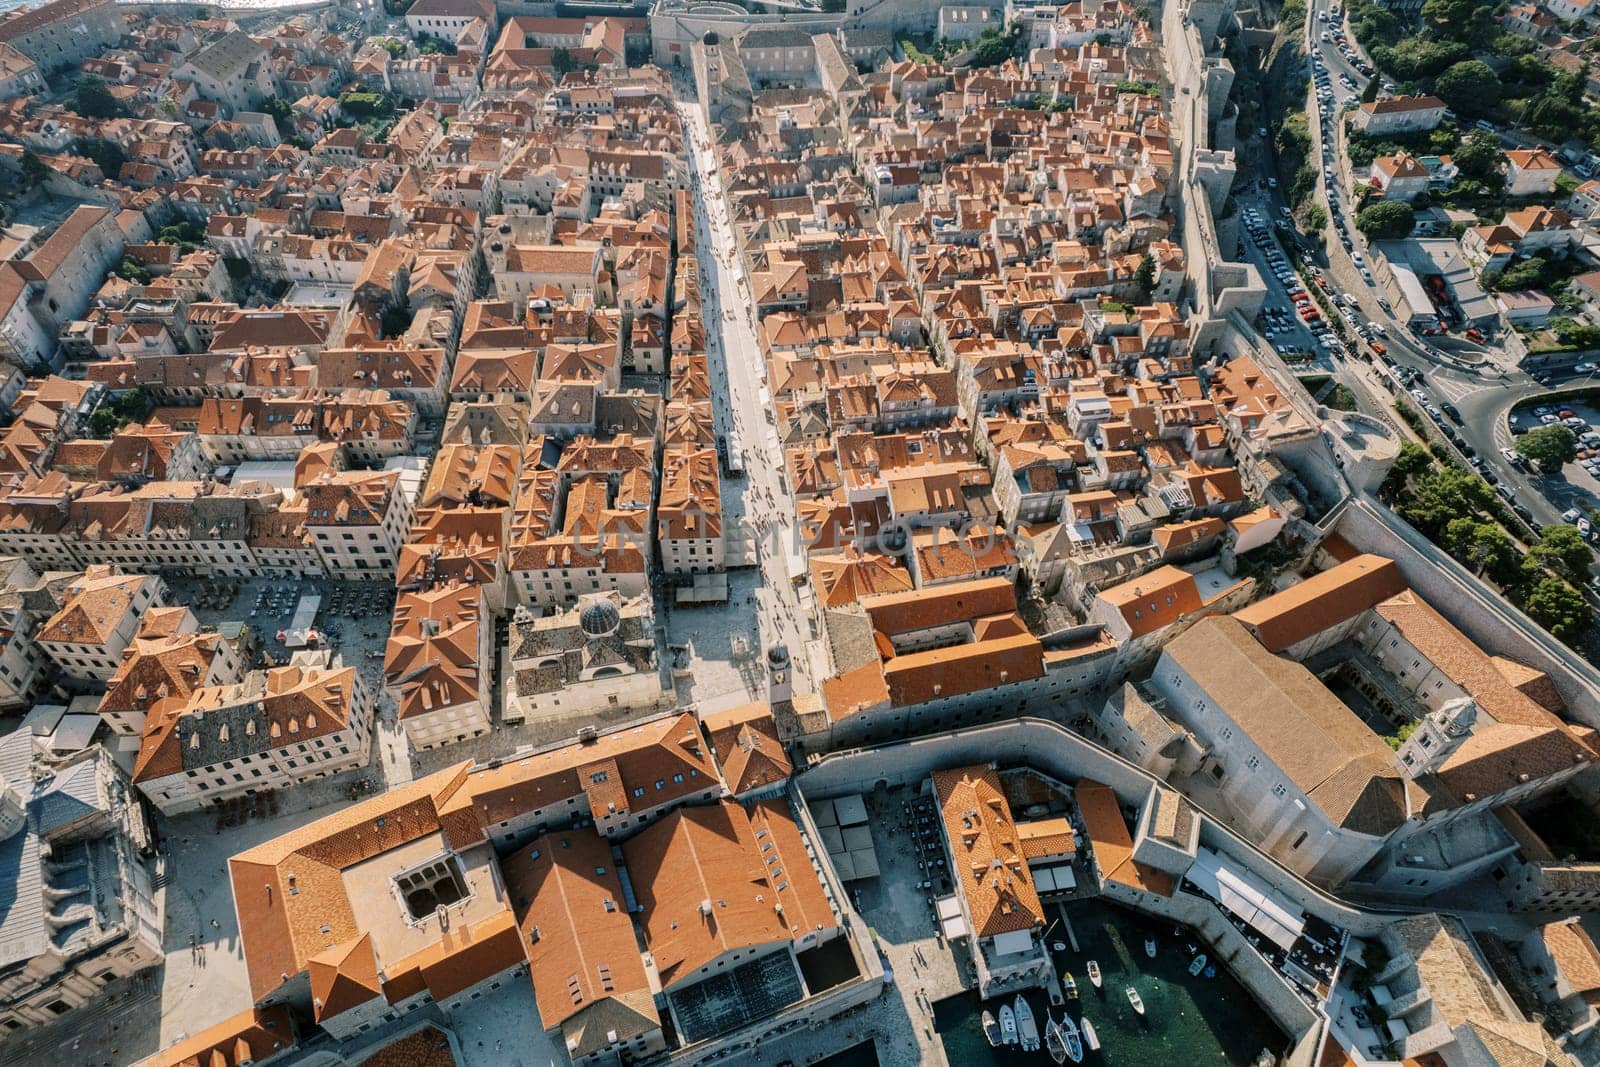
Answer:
[1551, 319, 1600, 349]
[19, 150, 48, 189]
[339, 91, 392, 118]
[1387, 440, 1433, 483]
[1385, 720, 1420, 750]
[88, 388, 149, 437]
[1305, 203, 1329, 233]
[113, 257, 150, 284]
[1353, 2, 1402, 47]
[1392, 463, 1496, 540]
[552, 46, 576, 75]
[72, 75, 123, 119]
[1373, 38, 1469, 81]
[77, 137, 124, 180]
[1489, 255, 1554, 292]
[1355, 200, 1415, 239]
[1444, 518, 1519, 581]
[1433, 60, 1502, 118]
[1361, 77, 1380, 104]
[969, 25, 1021, 68]
[380, 305, 413, 338]
[1555, 61, 1588, 105]
[1526, 523, 1594, 585]
[1516, 424, 1577, 472]
[1523, 576, 1593, 644]
[1453, 129, 1507, 190]
[1134, 253, 1156, 300]
[261, 96, 292, 122]
[1421, 0, 1496, 47]
[1277, 112, 1311, 165]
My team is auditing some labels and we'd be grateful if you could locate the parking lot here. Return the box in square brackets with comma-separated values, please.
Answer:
[1511, 399, 1600, 541]
[1242, 205, 1345, 369]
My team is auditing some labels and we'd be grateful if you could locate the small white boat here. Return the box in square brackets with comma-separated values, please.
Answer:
[1126, 987, 1145, 1016]
[983, 1009, 1001, 1047]
[1087, 960, 1103, 988]
[1189, 953, 1208, 977]
[999, 1002, 1018, 1046]
[1015, 994, 1040, 1052]
[1082, 1017, 1101, 1051]
[1144, 938, 1157, 958]
[1063, 971, 1079, 998]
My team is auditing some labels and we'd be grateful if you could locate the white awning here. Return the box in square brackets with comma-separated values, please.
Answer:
[282, 595, 322, 648]
[1185, 849, 1305, 952]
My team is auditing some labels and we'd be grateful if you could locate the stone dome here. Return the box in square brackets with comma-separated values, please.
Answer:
[578, 597, 621, 639]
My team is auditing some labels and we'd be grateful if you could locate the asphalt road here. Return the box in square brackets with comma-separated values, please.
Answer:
[1261, 0, 1600, 578]
[1230, 0, 1600, 551]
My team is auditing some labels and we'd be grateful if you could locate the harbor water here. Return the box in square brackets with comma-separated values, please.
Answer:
[933, 899, 1287, 1066]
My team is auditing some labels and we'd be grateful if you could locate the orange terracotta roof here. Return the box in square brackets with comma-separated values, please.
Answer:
[623, 798, 836, 989]
[933, 765, 1045, 939]
[1096, 564, 1205, 639]
[138, 1006, 295, 1067]
[700, 702, 792, 795]
[502, 830, 659, 1052]
[1233, 554, 1405, 653]
[1075, 780, 1174, 897]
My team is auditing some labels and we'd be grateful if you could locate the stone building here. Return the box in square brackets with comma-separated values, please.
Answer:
[0, 722, 162, 1031]
[0, 0, 122, 73]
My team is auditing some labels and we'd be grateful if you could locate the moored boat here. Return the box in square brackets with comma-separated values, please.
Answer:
[1045, 1013, 1068, 1065]
[1189, 953, 1208, 976]
[1126, 987, 1145, 1015]
[999, 1002, 1018, 1045]
[1063, 972, 1079, 998]
[1144, 938, 1157, 958]
[1087, 960, 1103, 988]
[982, 1009, 1001, 1047]
[1082, 1017, 1101, 1051]
[1059, 1013, 1085, 1063]
[1015, 994, 1040, 1052]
